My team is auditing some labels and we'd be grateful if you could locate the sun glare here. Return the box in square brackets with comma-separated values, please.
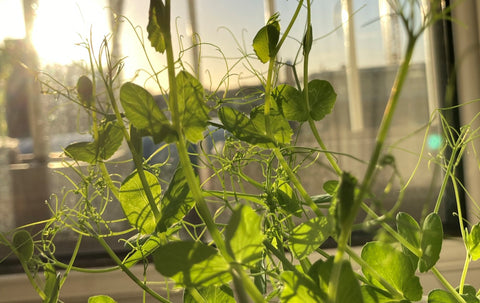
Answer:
[32, 0, 109, 66]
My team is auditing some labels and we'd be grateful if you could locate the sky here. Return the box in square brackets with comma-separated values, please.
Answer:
[0, 0, 426, 92]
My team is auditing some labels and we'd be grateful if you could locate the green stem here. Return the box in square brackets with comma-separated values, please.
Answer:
[307, 119, 342, 175]
[459, 254, 470, 295]
[163, 2, 263, 301]
[329, 37, 418, 302]
[103, 58, 160, 222]
[431, 267, 467, 303]
[59, 234, 82, 288]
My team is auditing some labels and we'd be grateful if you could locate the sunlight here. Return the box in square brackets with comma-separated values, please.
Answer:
[32, 0, 109, 65]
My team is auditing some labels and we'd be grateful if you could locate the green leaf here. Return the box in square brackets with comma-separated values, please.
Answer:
[120, 82, 176, 144]
[429, 286, 479, 303]
[88, 295, 117, 303]
[467, 223, 480, 260]
[156, 166, 195, 233]
[419, 213, 443, 272]
[273, 84, 307, 122]
[43, 263, 60, 303]
[308, 257, 364, 303]
[123, 235, 163, 268]
[428, 289, 457, 303]
[277, 188, 302, 216]
[77, 75, 93, 107]
[396, 212, 421, 267]
[274, 80, 337, 122]
[361, 241, 422, 301]
[65, 117, 123, 164]
[311, 194, 333, 206]
[153, 241, 230, 287]
[323, 180, 339, 195]
[289, 216, 331, 259]
[176, 71, 210, 143]
[147, 0, 169, 53]
[252, 13, 280, 63]
[12, 230, 33, 262]
[119, 170, 161, 234]
[225, 205, 264, 265]
[219, 105, 292, 148]
[307, 79, 337, 121]
[280, 271, 323, 302]
[184, 285, 235, 303]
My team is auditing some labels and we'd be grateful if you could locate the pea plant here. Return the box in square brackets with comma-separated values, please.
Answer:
[2, 0, 480, 302]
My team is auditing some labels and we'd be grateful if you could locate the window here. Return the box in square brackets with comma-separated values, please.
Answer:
[0, 0, 472, 272]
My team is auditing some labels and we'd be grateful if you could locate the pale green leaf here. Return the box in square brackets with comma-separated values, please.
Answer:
[176, 71, 210, 143]
[289, 216, 331, 259]
[153, 241, 230, 287]
[361, 241, 422, 301]
[225, 205, 264, 265]
[119, 170, 161, 234]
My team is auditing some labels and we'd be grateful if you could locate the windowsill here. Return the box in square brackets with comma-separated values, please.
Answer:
[0, 238, 477, 303]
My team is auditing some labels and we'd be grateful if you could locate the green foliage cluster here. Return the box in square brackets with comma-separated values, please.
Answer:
[2, 0, 480, 302]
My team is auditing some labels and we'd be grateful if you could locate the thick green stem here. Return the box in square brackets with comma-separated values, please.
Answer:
[329, 37, 418, 302]
[163, 2, 263, 301]
[431, 267, 467, 303]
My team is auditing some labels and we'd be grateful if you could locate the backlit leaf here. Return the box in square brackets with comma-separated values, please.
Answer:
[120, 82, 175, 144]
[225, 205, 264, 265]
[467, 223, 480, 260]
[361, 242, 422, 301]
[289, 216, 331, 259]
[253, 13, 280, 63]
[219, 105, 292, 148]
[147, 0, 168, 53]
[184, 285, 235, 303]
[119, 170, 161, 234]
[176, 71, 210, 143]
[153, 241, 230, 287]
[280, 271, 322, 302]
[88, 295, 117, 303]
[65, 117, 123, 164]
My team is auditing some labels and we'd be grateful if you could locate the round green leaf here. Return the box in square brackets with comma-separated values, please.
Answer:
[273, 84, 308, 122]
[12, 230, 34, 262]
[88, 295, 117, 303]
[307, 79, 337, 121]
